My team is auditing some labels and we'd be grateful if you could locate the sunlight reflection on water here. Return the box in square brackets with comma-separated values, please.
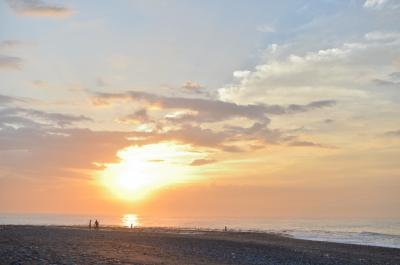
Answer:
[121, 214, 139, 228]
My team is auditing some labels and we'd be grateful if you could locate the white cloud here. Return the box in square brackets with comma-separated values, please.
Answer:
[365, 31, 400, 41]
[256, 24, 276, 33]
[218, 32, 400, 105]
[363, 0, 387, 8]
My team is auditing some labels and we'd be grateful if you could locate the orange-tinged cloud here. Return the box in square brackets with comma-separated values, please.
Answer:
[6, 0, 73, 18]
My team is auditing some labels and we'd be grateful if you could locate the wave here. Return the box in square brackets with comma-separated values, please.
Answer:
[287, 229, 400, 249]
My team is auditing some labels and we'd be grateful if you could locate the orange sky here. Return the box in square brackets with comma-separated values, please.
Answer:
[0, 0, 399, 219]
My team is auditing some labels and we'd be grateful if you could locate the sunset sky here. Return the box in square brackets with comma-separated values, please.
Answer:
[0, 0, 399, 218]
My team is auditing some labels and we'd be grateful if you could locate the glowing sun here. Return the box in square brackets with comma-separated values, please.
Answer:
[98, 142, 203, 201]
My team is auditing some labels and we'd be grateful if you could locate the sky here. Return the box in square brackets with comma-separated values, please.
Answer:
[0, 0, 399, 218]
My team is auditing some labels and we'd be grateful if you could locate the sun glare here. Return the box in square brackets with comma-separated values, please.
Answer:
[122, 214, 139, 228]
[98, 142, 203, 201]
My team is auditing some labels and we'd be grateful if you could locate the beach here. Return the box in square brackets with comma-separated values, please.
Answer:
[0, 226, 399, 265]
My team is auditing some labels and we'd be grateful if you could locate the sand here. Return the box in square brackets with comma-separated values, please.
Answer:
[0, 225, 399, 265]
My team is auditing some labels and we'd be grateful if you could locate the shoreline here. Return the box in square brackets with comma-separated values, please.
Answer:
[2, 223, 399, 249]
[1, 225, 399, 264]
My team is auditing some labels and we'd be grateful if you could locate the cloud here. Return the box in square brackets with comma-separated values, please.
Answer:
[118, 108, 149, 124]
[0, 40, 25, 70]
[0, 40, 23, 49]
[190, 159, 217, 166]
[363, 0, 387, 8]
[159, 125, 231, 149]
[147, 159, 164, 163]
[96, 77, 108, 87]
[256, 24, 276, 33]
[182, 80, 203, 90]
[0, 94, 24, 105]
[90, 90, 338, 151]
[365, 31, 400, 42]
[6, 0, 73, 18]
[0, 107, 92, 127]
[92, 91, 336, 125]
[384, 129, 400, 137]
[93, 91, 272, 123]
[0, 103, 135, 180]
[218, 32, 400, 106]
[0, 126, 133, 179]
[0, 55, 23, 70]
[31, 80, 49, 89]
[288, 141, 326, 148]
[389, 72, 400, 79]
[287, 100, 336, 113]
[372, 72, 400, 87]
[224, 121, 283, 144]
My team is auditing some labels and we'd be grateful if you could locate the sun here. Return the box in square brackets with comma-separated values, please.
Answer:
[98, 142, 203, 201]
[122, 214, 139, 228]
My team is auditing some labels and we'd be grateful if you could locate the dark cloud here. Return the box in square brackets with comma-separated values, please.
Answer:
[0, 107, 92, 127]
[119, 108, 149, 124]
[190, 159, 217, 166]
[389, 72, 400, 80]
[31, 80, 49, 89]
[287, 140, 334, 149]
[384, 129, 400, 137]
[0, 40, 23, 49]
[0, 94, 24, 105]
[0, 55, 23, 70]
[0, 93, 337, 185]
[182, 80, 203, 90]
[92, 91, 336, 124]
[287, 100, 337, 113]
[220, 145, 244, 153]
[142, 122, 281, 152]
[0, 114, 43, 129]
[6, 0, 73, 17]
[0, 86, 338, 183]
[372, 72, 400, 87]
[161, 125, 230, 148]
[224, 122, 283, 144]
[130, 91, 271, 122]
[0, 103, 150, 180]
[0, 126, 133, 180]
[90, 91, 337, 151]
[96, 77, 110, 87]
[91, 92, 127, 106]
[373, 78, 400, 86]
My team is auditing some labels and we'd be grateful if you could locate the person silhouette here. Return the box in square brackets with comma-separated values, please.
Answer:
[89, 219, 92, 229]
[94, 219, 99, 229]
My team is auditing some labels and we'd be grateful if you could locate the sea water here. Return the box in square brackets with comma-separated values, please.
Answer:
[1, 213, 399, 249]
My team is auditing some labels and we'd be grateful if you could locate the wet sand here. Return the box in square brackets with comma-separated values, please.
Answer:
[0, 225, 399, 265]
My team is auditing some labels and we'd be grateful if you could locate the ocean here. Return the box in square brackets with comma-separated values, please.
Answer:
[1, 213, 399, 249]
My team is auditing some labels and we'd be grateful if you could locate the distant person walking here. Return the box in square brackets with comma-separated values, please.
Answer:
[89, 219, 92, 229]
[94, 219, 99, 230]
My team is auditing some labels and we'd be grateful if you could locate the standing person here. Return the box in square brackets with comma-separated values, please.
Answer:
[89, 219, 92, 229]
[94, 219, 99, 229]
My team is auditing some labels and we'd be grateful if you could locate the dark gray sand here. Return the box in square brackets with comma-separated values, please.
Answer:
[0, 226, 399, 265]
